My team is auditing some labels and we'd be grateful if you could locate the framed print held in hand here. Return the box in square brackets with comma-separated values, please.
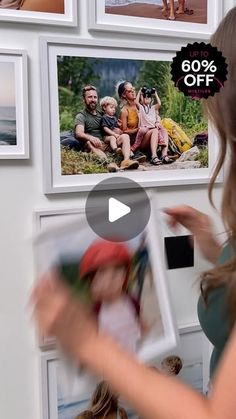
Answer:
[40, 37, 222, 193]
[88, 0, 223, 40]
[34, 196, 178, 359]
[0, 49, 29, 159]
[0, 0, 77, 26]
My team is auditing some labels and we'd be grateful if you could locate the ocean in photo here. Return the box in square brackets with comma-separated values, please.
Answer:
[0, 106, 16, 145]
[106, 0, 162, 6]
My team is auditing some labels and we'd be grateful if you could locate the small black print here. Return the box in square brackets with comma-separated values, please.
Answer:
[164, 235, 194, 270]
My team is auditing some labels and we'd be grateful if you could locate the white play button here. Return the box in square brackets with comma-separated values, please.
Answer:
[86, 177, 151, 242]
[109, 197, 131, 223]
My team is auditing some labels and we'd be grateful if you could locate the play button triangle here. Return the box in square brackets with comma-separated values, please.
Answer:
[109, 197, 131, 223]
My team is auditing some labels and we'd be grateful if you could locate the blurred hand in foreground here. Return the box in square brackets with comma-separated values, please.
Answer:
[164, 205, 222, 264]
[31, 269, 98, 360]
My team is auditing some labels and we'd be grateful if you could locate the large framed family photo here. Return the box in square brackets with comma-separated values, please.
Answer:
[88, 0, 223, 40]
[0, 0, 77, 26]
[0, 49, 29, 159]
[40, 37, 222, 193]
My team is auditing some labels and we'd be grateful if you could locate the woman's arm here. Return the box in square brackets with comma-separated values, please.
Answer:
[154, 91, 161, 110]
[31, 274, 236, 419]
[81, 329, 236, 419]
[135, 89, 142, 110]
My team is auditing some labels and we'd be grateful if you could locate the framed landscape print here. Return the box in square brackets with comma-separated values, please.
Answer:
[88, 0, 223, 40]
[0, 49, 29, 159]
[0, 0, 77, 26]
[40, 37, 222, 193]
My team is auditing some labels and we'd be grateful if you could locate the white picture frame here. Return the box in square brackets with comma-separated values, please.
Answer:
[40, 350, 139, 419]
[40, 324, 204, 419]
[0, 49, 29, 159]
[88, 0, 223, 40]
[0, 0, 77, 27]
[34, 199, 179, 360]
[40, 36, 222, 194]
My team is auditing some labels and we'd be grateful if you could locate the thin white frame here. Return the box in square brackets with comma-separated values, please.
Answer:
[40, 324, 203, 419]
[40, 36, 222, 194]
[34, 200, 179, 358]
[0, 0, 77, 27]
[40, 350, 134, 419]
[0, 49, 29, 159]
[88, 0, 222, 40]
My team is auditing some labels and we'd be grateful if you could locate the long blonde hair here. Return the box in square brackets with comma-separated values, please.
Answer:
[89, 381, 118, 418]
[201, 7, 236, 323]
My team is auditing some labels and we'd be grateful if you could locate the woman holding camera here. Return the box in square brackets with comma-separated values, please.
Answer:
[117, 81, 170, 165]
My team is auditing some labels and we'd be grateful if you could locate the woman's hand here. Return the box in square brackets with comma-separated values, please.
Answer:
[164, 205, 222, 264]
[31, 269, 98, 360]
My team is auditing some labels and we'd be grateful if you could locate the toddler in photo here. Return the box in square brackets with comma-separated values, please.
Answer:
[100, 96, 140, 171]
[79, 239, 148, 354]
[131, 86, 171, 165]
[100, 96, 123, 155]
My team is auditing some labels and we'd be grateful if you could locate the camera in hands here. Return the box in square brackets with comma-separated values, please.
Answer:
[141, 86, 156, 98]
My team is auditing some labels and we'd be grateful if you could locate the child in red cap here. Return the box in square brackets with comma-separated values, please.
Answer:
[79, 239, 147, 354]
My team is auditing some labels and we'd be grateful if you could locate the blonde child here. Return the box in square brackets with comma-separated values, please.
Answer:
[100, 96, 139, 170]
[100, 96, 123, 154]
[76, 380, 128, 419]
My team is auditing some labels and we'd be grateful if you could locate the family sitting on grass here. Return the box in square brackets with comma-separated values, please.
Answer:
[61, 82, 173, 172]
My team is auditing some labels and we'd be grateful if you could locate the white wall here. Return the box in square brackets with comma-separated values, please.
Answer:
[0, 1, 233, 418]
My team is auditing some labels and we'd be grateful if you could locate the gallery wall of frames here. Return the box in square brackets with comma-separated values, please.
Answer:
[0, 1, 234, 419]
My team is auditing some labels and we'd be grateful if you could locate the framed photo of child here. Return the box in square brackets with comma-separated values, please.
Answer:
[34, 197, 179, 361]
[41, 350, 139, 419]
[0, 0, 77, 26]
[88, 0, 225, 40]
[41, 327, 205, 418]
[40, 37, 222, 194]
